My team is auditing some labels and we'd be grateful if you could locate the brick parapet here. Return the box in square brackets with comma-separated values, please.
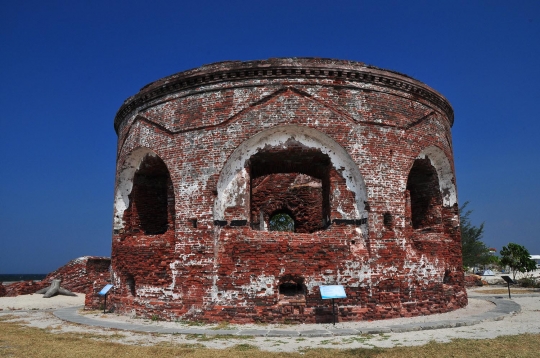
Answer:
[115, 58, 453, 132]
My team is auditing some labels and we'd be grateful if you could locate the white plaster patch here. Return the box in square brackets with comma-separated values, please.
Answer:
[336, 260, 371, 286]
[416, 146, 457, 207]
[113, 147, 159, 230]
[221, 168, 249, 217]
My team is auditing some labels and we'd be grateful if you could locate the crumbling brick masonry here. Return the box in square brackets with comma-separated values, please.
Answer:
[105, 58, 466, 323]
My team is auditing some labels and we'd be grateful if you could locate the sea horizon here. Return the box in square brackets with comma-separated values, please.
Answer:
[0, 274, 47, 283]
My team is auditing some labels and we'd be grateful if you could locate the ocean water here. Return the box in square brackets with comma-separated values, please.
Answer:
[0, 274, 46, 282]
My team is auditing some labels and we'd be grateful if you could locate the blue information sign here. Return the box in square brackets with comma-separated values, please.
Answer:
[98, 284, 113, 296]
[320, 285, 346, 299]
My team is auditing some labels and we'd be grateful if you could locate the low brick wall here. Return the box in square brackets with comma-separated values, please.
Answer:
[2, 256, 110, 297]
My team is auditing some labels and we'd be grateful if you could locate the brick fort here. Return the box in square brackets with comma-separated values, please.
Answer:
[108, 58, 466, 323]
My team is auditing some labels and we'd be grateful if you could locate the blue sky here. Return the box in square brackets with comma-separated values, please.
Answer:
[1, 1, 539, 273]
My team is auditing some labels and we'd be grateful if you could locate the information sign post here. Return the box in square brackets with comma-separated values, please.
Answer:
[500, 276, 516, 299]
[319, 285, 347, 325]
[98, 284, 113, 314]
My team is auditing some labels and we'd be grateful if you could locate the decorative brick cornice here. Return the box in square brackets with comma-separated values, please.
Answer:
[114, 58, 453, 133]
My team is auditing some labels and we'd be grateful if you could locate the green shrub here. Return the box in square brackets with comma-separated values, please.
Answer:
[518, 276, 539, 288]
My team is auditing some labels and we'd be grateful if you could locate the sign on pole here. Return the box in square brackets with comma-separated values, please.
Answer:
[98, 284, 113, 296]
[319, 285, 346, 325]
[98, 284, 114, 314]
[320, 285, 346, 299]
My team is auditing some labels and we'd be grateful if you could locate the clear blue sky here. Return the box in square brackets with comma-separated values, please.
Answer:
[1, 1, 539, 273]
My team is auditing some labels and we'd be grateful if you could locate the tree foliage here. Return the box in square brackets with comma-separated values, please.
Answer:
[460, 202, 491, 269]
[499, 243, 537, 280]
[268, 212, 295, 232]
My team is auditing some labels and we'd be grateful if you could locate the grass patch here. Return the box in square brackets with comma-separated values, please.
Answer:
[377, 333, 390, 341]
[2, 318, 540, 357]
[341, 333, 375, 344]
[209, 320, 232, 330]
[0, 315, 19, 322]
[150, 314, 161, 322]
[232, 343, 259, 351]
[184, 334, 253, 342]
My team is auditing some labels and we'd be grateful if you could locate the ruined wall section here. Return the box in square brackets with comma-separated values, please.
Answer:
[3, 256, 110, 298]
[108, 58, 465, 322]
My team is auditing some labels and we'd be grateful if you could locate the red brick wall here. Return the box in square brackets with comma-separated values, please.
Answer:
[106, 58, 466, 323]
[4, 256, 110, 297]
[252, 173, 324, 233]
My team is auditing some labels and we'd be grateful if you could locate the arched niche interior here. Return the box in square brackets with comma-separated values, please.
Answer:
[405, 146, 458, 235]
[406, 158, 443, 231]
[249, 143, 330, 233]
[114, 148, 175, 236]
[214, 125, 369, 236]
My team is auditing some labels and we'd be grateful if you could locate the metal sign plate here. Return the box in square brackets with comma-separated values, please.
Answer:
[501, 275, 516, 284]
[98, 284, 113, 296]
[320, 285, 346, 299]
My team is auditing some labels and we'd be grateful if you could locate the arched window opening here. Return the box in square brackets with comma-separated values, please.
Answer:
[269, 211, 295, 232]
[126, 154, 174, 235]
[279, 282, 304, 296]
[278, 275, 306, 298]
[406, 158, 443, 231]
[249, 143, 331, 233]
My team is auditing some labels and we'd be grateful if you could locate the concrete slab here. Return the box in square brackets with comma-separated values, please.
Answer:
[50, 296, 524, 338]
[357, 327, 392, 334]
[267, 329, 300, 337]
[203, 329, 239, 336]
[236, 329, 268, 336]
[328, 328, 361, 336]
[388, 324, 422, 333]
[299, 330, 332, 337]
[420, 321, 457, 330]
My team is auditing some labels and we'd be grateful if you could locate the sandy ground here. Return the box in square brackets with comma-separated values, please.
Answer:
[1, 288, 539, 353]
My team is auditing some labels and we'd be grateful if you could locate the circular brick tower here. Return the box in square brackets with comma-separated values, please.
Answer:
[108, 58, 466, 323]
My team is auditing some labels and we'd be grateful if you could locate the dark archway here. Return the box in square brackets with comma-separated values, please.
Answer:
[124, 154, 175, 235]
[406, 157, 443, 231]
[249, 141, 331, 233]
[278, 275, 306, 297]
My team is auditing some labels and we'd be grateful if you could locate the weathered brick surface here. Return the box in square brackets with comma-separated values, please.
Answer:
[4, 256, 110, 297]
[106, 58, 466, 323]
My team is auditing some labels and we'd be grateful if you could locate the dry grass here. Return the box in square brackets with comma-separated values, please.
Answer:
[472, 288, 538, 295]
[1, 315, 540, 357]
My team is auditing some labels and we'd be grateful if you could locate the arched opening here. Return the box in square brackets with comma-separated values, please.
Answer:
[406, 157, 443, 231]
[120, 153, 175, 235]
[249, 142, 331, 233]
[214, 125, 369, 236]
[278, 275, 306, 297]
[279, 281, 304, 296]
[268, 211, 295, 232]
